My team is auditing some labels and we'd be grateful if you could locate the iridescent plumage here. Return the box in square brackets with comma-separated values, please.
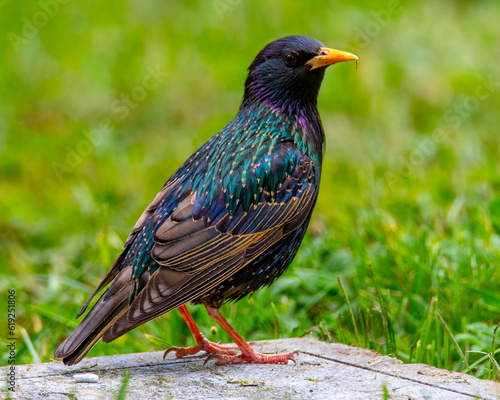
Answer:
[55, 36, 358, 365]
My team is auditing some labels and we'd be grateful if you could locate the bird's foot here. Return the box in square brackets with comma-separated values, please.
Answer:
[205, 349, 297, 365]
[164, 336, 240, 359]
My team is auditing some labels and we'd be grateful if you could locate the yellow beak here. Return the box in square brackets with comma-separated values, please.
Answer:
[306, 47, 359, 70]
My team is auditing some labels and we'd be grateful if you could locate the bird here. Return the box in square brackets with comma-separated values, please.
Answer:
[54, 35, 358, 366]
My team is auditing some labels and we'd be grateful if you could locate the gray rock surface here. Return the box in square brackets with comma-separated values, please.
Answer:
[2, 338, 498, 399]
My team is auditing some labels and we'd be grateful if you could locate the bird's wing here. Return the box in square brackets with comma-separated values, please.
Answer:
[151, 177, 314, 273]
[103, 142, 317, 338]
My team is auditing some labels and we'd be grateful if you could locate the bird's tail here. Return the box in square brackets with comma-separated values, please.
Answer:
[54, 266, 136, 366]
[54, 260, 195, 365]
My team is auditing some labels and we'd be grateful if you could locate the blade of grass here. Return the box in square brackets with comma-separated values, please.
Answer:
[358, 308, 367, 348]
[436, 312, 470, 374]
[115, 370, 130, 400]
[337, 276, 360, 343]
[444, 325, 450, 370]
[270, 302, 281, 338]
[20, 327, 41, 364]
[491, 322, 500, 381]
[436, 310, 442, 369]
[367, 307, 376, 350]
[468, 349, 500, 375]
[487, 353, 500, 376]
[143, 334, 173, 349]
[319, 320, 333, 342]
[382, 382, 390, 400]
[368, 262, 396, 355]
[414, 297, 436, 364]
[337, 313, 346, 343]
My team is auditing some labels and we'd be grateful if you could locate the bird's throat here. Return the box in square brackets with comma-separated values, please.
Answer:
[241, 98, 325, 164]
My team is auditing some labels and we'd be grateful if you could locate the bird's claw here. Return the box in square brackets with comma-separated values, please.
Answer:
[203, 353, 219, 366]
[163, 346, 186, 359]
[163, 338, 239, 360]
[204, 350, 297, 365]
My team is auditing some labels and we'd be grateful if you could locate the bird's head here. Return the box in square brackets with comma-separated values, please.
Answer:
[243, 35, 358, 115]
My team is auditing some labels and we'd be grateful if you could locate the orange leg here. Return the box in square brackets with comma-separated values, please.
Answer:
[204, 304, 296, 364]
[164, 305, 239, 359]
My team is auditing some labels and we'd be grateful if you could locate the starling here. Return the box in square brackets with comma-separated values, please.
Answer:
[54, 35, 358, 365]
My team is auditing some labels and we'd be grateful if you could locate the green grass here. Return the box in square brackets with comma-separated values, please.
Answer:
[1, 0, 499, 380]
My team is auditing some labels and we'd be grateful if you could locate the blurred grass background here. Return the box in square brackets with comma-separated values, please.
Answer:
[1, 0, 499, 379]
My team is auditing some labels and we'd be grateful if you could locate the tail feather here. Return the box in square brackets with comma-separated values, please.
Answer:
[56, 299, 129, 365]
[54, 266, 134, 365]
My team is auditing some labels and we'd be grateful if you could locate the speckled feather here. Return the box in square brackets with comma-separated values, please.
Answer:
[126, 102, 321, 280]
[54, 36, 334, 366]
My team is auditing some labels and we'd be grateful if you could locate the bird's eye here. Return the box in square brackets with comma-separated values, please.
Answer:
[284, 53, 299, 67]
